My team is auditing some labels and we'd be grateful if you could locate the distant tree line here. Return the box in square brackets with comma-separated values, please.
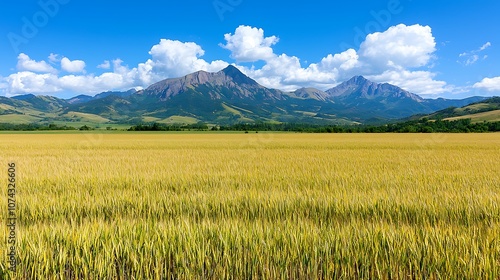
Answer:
[127, 122, 209, 131]
[128, 119, 500, 133]
[0, 123, 103, 131]
[0, 123, 77, 131]
[218, 119, 499, 133]
[356, 118, 500, 133]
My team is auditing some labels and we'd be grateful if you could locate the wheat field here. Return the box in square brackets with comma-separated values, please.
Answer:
[0, 132, 499, 279]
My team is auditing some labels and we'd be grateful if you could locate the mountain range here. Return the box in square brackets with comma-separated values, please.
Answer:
[0, 65, 490, 126]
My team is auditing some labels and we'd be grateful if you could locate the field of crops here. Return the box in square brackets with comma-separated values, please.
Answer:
[1, 132, 499, 279]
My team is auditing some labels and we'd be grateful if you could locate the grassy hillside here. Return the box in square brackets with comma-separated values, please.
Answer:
[444, 109, 500, 122]
[62, 111, 112, 123]
[411, 96, 500, 123]
[159, 115, 199, 125]
[0, 113, 42, 124]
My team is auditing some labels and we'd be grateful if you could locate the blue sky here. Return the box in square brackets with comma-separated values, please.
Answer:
[1, 0, 499, 98]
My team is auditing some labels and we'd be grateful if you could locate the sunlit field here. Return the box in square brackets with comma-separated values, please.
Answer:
[1, 132, 499, 279]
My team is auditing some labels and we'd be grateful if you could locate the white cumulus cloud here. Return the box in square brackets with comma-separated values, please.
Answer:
[359, 24, 436, 69]
[473, 77, 500, 92]
[4, 71, 60, 94]
[319, 49, 360, 72]
[220, 25, 279, 62]
[242, 53, 337, 91]
[148, 39, 228, 78]
[16, 53, 57, 74]
[61, 57, 86, 73]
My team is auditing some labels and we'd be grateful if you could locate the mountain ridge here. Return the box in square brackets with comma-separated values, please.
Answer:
[326, 75, 424, 102]
[142, 65, 284, 101]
